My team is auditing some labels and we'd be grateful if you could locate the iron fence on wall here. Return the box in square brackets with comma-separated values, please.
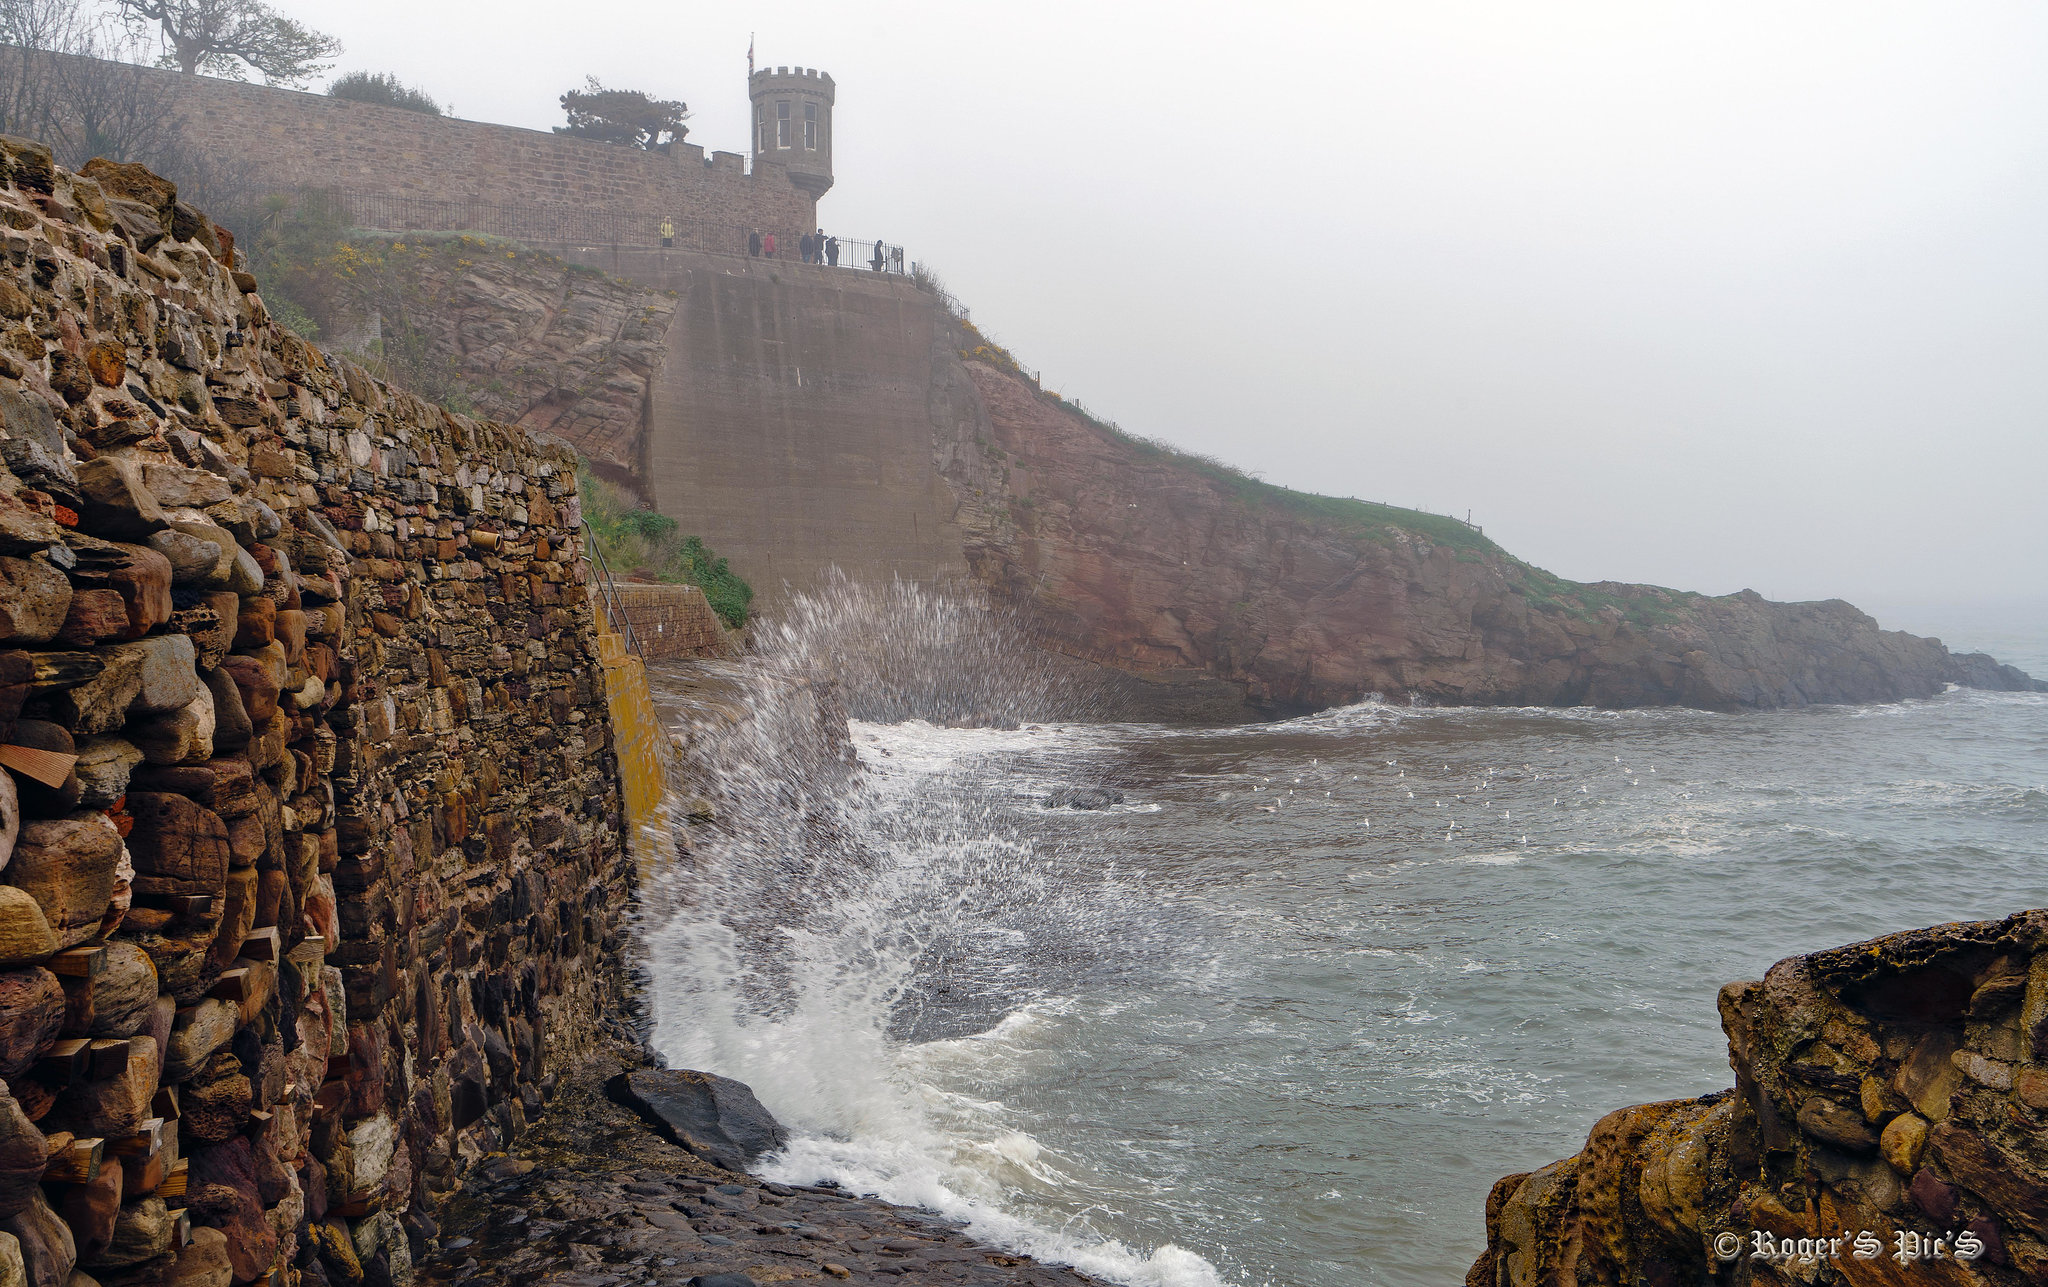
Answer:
[222, 184, 910, 274]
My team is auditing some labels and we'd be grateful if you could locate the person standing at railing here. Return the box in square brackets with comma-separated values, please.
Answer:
[870, 241, 885, 272]
[764, 232, 777, 258]
[660, 217, 675, 249]
[799, 231, 815, 263]
[749, 230, 762, 257]
[826, 234, 840, 267]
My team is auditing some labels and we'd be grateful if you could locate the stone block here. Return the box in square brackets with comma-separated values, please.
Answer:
[211, 657, 276, 728]
[229, 597, 272, 651]
[144, 530, 220, 587]
[87, 1196, 170, 1270]
[0, 1084, 46, 1219]
[0, 558, 69, 645]
[53, 1035, 155, 1139]
[58, 540, 171, 642]
[43, 638, 198, 736]
[177, 1051, 248, 1146]
[71, 460, 164, 543]
[127, 688, 213, 767]
[69, 739, 139, 812]
[0, 969, 62, 1081]
[197, 672, 247, 754]
[0, 1191, 72, 1287]
[0, 891, 54, 968]
[55, 1159, 118, 1264]
[5, 813, 121, 949]
[51, 593, 127, 649]
[164, 1226, 228, 1287]
[82, 944, 153, 1040]
[122, 793, 228, 902]
[160, 1000, 235, 1088]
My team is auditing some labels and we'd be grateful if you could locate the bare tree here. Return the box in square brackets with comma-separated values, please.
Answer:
[0, 0, 89, 144]
[111, 0, 338, 85]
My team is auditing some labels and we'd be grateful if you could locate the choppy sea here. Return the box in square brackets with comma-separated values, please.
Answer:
[642, 592, 2047, 1287]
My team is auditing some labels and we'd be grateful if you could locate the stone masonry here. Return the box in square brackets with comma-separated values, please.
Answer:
[0, 142, 636, 1286]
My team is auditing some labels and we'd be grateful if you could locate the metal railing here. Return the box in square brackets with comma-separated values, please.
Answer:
[581, 521, 642, 658]
[213, 184, 911, 274]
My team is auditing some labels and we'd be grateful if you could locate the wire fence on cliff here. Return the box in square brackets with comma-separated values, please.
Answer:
[217, 184, 910, 275]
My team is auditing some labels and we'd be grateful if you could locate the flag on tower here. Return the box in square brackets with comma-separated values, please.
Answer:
[748, 35, 755, 76]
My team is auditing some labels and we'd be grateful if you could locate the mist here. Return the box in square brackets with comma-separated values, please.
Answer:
[264, 0, 2048, 614]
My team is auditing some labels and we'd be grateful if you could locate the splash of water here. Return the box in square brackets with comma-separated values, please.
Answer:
[640, 576, 1227, 1287]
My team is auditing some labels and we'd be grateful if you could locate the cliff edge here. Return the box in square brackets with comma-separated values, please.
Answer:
[1466, 911, 2048, 1287]
[928, 325, 2040, 712]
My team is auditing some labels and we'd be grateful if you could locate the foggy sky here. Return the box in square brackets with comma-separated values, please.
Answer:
[250, 2, 2046, 616]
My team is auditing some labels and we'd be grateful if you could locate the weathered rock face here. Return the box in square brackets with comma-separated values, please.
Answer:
[931, 334, 2040, 712]
[0, 143, 634, 1286]
[1467, 911, 2048, 1287]
[329, 239, 677, 487]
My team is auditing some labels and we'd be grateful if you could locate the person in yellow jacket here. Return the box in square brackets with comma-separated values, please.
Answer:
[659, 218, 675, 249]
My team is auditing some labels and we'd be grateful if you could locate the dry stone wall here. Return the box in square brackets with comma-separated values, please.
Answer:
[0, 141, 634, 1287]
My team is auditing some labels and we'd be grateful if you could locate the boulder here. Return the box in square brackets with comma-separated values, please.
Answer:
[0, 1083, 46, 1219]
[122, 792, 228, 902]
[58, 539, 171, 642]
[5, 813, 121, 949]
[161, 999, 235, 1084]
[134, 466, 228, 512]
[53, 1035, 155, 1138]
[212, 656, 277, 727]
[0, 776, 15, 874]
[230, 597, 272, 651]
[198, 671, 247, 753]
[0, 1232, 18, 1287]
[608, 1069, 788, 1171]
[55, 1166, 118, 1264]
[0, 891, 53, 968]
[144, 530, 220, 587]
[127, 688, 213, 767]
[202, 867, 254, 975]
[184, 1139, 275, 1281]
[0, 1191, 72, 1287]
[69, 739, 140, 812]
[70, 460, 164, 542]
[164, 1226, 228, 1287]
[0, 970, 61, 1080]
[178, 1049, 249, 1146]
[88, 1196, 170, 1270]
[83, 944, 154, 1039]
[51, 594, 128, 649]
[0, 558, 69, 645]
[43, 637, 198, 736]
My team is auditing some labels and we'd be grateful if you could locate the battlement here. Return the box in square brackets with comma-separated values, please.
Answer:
[751, 65, 835, 86]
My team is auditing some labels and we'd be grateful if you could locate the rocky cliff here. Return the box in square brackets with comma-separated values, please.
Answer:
[928, 326, 2039, 712]
[1466, 911, 2048, 1287]
[0, 143, 637, 1287]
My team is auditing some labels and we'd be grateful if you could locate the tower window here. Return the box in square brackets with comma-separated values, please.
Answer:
[754, 103, 766, 153]
[776, 100, 791, 148]
[804, 102, 818, 150]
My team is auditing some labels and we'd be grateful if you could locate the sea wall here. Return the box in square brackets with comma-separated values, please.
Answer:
[607, 583, 731, 663]
[1467, 911, 2048, 1287]
[0, 143, 635, 1285]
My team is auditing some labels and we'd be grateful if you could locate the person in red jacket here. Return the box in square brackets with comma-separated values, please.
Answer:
[764, 232, 776, 259]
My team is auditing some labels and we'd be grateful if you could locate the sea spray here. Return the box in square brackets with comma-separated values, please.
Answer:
[639, 575, 1227, 1286]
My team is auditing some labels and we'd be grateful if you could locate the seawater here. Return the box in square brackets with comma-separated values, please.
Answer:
[641, 587, 2048, 1287]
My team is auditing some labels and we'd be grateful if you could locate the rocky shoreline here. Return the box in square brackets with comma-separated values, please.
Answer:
[415, 1053, 1106, 1287]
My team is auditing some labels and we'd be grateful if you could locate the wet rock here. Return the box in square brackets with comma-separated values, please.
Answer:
[611, 1069, 789, 1171]
[1044, 786, 1123, 810]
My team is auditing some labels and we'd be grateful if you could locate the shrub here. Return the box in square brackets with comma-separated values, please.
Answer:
[578, 466, 753, 629]
[329, 71, 442, 115]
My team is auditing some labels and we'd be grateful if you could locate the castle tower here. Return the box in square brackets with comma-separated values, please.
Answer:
[749, 66, 835, 200]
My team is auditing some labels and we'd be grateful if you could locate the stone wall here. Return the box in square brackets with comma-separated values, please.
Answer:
[31, 50, 820, 254]
[0, 144, 635, 1286]
[607, 584, 730, 663]
[1467, 910, 2048, 1287]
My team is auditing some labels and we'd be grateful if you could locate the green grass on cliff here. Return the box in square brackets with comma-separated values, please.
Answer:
[938, 309, 1706, 630]
[578, 467, 754, 629]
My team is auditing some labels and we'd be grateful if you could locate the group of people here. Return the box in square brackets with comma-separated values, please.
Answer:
[739, 227, 901, 273]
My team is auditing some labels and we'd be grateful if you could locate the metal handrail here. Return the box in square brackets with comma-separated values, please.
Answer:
[580, 521, 642, 658]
